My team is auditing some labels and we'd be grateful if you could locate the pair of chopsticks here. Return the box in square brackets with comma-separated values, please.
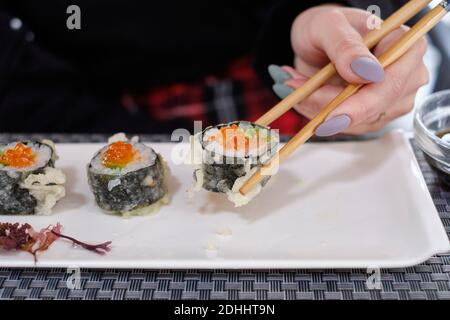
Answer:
[240, 0, 449, 195]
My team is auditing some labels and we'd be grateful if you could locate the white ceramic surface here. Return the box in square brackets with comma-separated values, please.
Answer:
[0, 131, 449, 268]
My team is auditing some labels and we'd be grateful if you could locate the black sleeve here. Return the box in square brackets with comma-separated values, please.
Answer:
[253, 0, 409, 85]
[0, 11, 149, 134]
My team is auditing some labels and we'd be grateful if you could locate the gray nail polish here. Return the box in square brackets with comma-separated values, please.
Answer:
[315, 114, 351, 137]
[268, 64, 292, 83]
[351, 57, 384, 82]
[272, 84, 294, 99]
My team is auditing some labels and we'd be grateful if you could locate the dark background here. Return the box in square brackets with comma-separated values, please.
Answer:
[0, 0, 447, 134]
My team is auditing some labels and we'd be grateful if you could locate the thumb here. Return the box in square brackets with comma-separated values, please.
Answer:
[313, 9, 384, 84]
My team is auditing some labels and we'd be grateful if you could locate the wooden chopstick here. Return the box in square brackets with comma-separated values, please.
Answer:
[255, 0, 432, 127]
[240, 1, 449, 195]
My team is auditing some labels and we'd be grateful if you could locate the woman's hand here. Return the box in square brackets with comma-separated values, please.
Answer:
[268, 5, 429, 136]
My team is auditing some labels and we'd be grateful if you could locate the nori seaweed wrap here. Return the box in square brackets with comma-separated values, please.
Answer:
[87, 134, 169, 216]
[191, 121, 279, 206]
[0, 140, 66, 215]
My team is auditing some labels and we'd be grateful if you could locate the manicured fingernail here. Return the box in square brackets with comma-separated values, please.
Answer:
[272, 84, 294, 99]
[315, 114, 351, 137]
[268, 64, 292, 83]
[350, 57, 384, 82]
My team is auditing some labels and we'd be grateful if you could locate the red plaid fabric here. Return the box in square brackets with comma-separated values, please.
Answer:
[121, 56, 308, 135]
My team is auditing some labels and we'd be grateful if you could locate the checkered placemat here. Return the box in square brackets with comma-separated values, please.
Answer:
[0, 134, 449, 300]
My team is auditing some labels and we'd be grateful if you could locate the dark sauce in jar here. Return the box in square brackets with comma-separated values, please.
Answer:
[436, 129, 450, 140]
[424, 128, 450, 187]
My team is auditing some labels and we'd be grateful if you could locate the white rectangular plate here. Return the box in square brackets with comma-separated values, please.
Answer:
[0, 131, 449, 269]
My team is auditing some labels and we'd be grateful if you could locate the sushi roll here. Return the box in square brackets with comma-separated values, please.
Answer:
[191, 121, 279, 206]
[0, 140, 66, 215]
[87, 133, 170, 217]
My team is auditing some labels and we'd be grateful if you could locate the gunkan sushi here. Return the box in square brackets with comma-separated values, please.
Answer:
[0, 140, 66, 215]
[190, 121, 279, 206]
[87, 133, 170, 217]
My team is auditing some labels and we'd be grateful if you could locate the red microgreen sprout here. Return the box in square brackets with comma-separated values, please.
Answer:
[51, 230, 112, 255]
[0, 222, 112, 261]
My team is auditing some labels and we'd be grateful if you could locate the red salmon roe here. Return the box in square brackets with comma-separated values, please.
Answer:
[0, 143, 36, 168]
[102, 141, 135, 168]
